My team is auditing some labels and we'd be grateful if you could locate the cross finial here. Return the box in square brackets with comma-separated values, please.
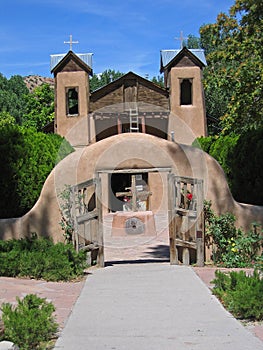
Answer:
[64, 34, 79, 51]
[174, 31, 188, 49]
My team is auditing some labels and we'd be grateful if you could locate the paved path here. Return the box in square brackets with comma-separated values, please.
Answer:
[54, 263, 263, 350]
[103, 212, 170, 263]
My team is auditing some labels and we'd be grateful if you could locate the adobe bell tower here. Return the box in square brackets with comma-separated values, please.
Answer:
[160, 47, 207, 144]
[50, 40, 93, 147]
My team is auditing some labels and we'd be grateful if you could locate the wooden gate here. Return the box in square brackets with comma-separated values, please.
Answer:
[168, 175, 204, 266]
[70, 177, 104, 267]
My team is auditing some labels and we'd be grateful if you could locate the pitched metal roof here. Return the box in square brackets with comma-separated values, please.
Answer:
[160, 48, 207, 68]
[50, 52, 93, 72]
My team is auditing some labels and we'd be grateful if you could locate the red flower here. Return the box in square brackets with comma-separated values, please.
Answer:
[186, 193, 193, 201]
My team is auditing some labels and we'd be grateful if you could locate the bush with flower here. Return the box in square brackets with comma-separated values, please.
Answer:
[204, 201, 263, 267]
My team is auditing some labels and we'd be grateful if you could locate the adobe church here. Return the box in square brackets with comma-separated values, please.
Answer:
[0, 43, 262, 266]
[49, 45, 208, 214]
[50, 46, 207, 147]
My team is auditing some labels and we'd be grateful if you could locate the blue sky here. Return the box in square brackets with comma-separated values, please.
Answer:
[0, 0, 234, 79]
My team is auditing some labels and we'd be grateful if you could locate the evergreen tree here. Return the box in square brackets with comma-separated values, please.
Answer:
[0, 125, 74, 218]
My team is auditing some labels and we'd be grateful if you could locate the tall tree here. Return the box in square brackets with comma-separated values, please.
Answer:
[22, 83, 54, 131]
[151, 75, 164, 87]
[0, 74, 28, 124]
[90, 69, 124, 92]
[184, 34, 202, 49]
[200, 0, 263, 134]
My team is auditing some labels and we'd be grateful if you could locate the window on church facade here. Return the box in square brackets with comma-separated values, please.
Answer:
[180, 79, 192, 105]
[66, 87, 79, 115]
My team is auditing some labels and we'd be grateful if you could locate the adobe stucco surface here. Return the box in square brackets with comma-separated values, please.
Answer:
[0, 133, 262, 245]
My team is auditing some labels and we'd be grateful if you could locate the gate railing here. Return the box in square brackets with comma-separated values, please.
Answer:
[70, 177, 104, 267]
[168, 175, 204, 266]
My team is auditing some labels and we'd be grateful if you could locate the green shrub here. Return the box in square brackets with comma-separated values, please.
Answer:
[194, 134, 239, 189]
[204, 201, 263, 267]
[0, 125, 74, 218]
[195, 129, 263, 205]
[212, 270, 263, 320]
[209, 133, 239, 185]
[1, 294, 58, 350]
[230, 128, 263, 205]
[192, 135, 217, 154]
[0, 234, 87, 281]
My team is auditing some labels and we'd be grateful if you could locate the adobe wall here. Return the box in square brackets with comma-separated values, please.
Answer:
[55, 71, 90, 146]
[0, 133, 262, 244]
[169, 66, 207, 142]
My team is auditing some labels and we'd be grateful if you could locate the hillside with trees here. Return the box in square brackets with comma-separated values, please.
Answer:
[23, 75, 54, 92]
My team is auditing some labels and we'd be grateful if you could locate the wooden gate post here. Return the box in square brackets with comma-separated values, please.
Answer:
[96, 175, 104, 267]
[196, 231, 204, 267]
[196, 180, 204, 267]
[168, 174, 178, 265]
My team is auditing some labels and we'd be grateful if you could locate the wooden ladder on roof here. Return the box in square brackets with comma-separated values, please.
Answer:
[129, 108, 139, 132]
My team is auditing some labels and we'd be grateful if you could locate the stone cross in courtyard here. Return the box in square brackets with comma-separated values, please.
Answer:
[64, 34, 79, 51]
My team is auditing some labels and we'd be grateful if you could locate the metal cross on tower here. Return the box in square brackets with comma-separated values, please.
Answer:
[64, 34, 79, 51]
[175, 31, 188, 49]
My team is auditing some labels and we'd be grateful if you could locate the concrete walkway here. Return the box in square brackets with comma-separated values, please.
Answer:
[54, 263, 263, 350]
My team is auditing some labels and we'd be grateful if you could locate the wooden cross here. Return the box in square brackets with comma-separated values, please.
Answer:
[175, 31, 188, 49]
[64, 34, 79, 51]
[116, 175, 152, 211]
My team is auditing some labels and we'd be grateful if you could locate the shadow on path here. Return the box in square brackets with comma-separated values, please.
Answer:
[105, 244, 170, 266]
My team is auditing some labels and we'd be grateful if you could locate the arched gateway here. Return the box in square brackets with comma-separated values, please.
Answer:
[1, 133, 262, 266]
[68, 164, 204, 267]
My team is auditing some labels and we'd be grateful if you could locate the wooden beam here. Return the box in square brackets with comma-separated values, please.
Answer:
[175, 239, 197, 249]
[75, 178, 96, 191]
[131, 175, 137, 211]
[76, 209, 99, 224]
[116, 191, 132, 197]
[97, 167, 172, 174]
